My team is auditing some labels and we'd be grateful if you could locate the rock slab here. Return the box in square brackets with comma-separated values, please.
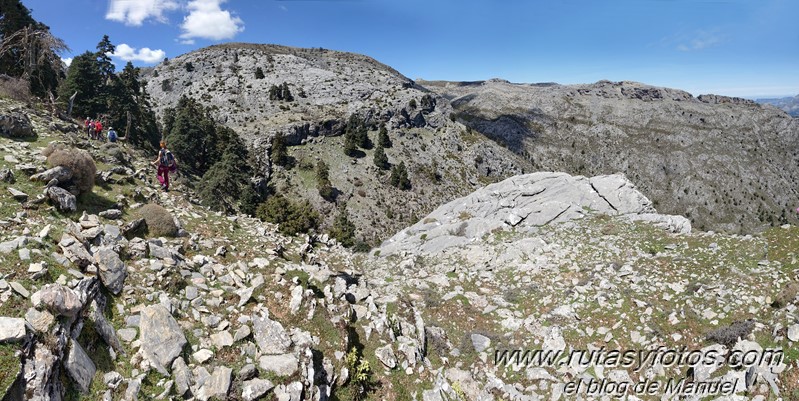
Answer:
[139, 304, 187, 375]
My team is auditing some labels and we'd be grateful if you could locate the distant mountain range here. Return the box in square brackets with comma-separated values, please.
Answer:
[756, 95, 799, 116]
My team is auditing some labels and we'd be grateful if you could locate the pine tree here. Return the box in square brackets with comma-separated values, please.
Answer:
[390, 162, 410, 190]
[377, 123, 391, 148]
[0, 1, 67, 97]
[373, 143, 389, 170]
[343, 128, 358, 157]
[198, 150, 249, 213]
[57, 51, 102, 117]
[271, 132, 288, 166]
[330, 203, 356, 247]
[316, 160, 334, 201]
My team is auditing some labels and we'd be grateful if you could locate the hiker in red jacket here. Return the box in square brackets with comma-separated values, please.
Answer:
[94, 120, 103, 140]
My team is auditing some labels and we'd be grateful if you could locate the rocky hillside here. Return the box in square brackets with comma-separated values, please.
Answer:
[421, 79, 799, 234]
[757, 95, 799, 117]
[143, 44, 529, 244]
[0, 97, 798, 400]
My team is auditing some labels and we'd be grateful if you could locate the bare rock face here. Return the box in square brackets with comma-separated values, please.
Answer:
[139, 305, 187, 375]
[423, 78, 799, 233]
[379, 172, 689, 256]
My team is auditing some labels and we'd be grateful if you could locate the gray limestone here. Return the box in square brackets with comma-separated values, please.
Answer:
[139, 304, 187, 375]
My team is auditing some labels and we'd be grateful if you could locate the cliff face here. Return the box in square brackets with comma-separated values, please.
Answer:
[422, 79, 799, 233]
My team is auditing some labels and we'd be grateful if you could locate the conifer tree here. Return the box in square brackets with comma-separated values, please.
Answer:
[377, 123, 391, 148]
[373, 143, 389, 170]
[316, 160, 334, 201]
[330, 202, 356, 247]
[271, 132, 288, 166]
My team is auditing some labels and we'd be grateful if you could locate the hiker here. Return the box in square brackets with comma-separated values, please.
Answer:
[84, 118, 91, 138]
[87, 119, 95, 140]
[153, 141, 176, 191]
[94, 120, 103, 140]
[107, 127, 118, 143]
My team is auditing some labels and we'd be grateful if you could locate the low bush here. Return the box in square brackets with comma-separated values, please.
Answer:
[136, 203, 178, 237]
[256, 195, 318, 235]
[43, 143, 96, 193]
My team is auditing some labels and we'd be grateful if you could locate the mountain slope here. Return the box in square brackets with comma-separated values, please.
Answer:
[144, 44, 530, 244]
[757, 95, 799, 117]
[0, 97, 797, 400]
[422, 79, 799, 233]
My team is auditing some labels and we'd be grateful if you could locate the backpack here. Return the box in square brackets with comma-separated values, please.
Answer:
[108, 130, 117, 142]
[160, 150, 177, 171]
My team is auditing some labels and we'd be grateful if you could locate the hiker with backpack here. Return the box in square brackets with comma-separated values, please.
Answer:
[94, 120, 103, 140]
[153, 141, 177, 191]
[87, 119, 95, 140]
[107, 127, 118, 143]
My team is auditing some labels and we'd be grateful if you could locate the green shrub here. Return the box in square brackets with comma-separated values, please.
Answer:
[43, 143, 96, 193]
[330, 203, 355, 247]
[136, 203, 178, 237]
[389, 161, 410, 190]
[256, 195, 318, 235]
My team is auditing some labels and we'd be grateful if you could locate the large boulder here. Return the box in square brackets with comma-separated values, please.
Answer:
[139, 305, 187, 375]
[47, 186, 77, 212]
[65, 339, 96, 393]
[94, 246, 127, 294]
[0, 111, 34, 138]
[32, 284, 84, 318]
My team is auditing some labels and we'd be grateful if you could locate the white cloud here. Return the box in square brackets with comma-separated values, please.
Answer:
[61, 57, 73, 67]
[676, 30, 723, 52]
[179, 0, 244, 42]
[111, 43, 167, 64]
[106, 0, 180, 26]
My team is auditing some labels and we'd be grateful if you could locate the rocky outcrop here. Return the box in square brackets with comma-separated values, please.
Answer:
[379, 172, 689, 256]
[0, 110, 34, 138]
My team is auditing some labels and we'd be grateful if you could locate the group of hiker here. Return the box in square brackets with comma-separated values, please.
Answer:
[84, 117, 118, 143]
[82, 117, 175, 192]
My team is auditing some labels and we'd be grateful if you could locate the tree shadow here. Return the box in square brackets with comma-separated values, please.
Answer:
[75, 191, 117, 215]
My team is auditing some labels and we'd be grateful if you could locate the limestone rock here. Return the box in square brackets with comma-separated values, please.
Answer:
[8, 187, 27, 202]
[139, 304, 187, 375]
[259, 354, 299, 377]
[65, 339, 96, 394]
[0, 111, 34, 138]
[0, 317, 26, 342]
[241, 378, 275, 401]
[59, 233, 92, 268]
[252, 313, 292, 354]
[32, 166, 72, 184]
[375, 344, 397, 369]
[197, 366, 232, 401]
[94, 246, 127, 295]
[32, 284, 84, 317]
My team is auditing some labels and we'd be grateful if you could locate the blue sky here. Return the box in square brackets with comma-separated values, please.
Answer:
[24, 0, 799, 98]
